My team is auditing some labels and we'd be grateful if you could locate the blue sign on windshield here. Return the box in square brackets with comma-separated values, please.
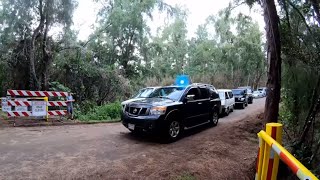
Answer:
[175, 75, 191, 86]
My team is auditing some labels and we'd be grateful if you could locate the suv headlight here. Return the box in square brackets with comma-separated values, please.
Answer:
[241, 98, 245, 101]
[150, 106, 167, 115]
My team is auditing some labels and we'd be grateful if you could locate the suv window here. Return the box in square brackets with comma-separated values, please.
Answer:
[225, 92, 229, 99]
[199, 88, 209, 99]
[228, 92, 233, 98]
[186, 88, 200, 101]
[232, 89, 245, 96]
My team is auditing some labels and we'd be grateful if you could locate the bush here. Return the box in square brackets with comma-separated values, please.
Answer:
[77, 102, 122, 121]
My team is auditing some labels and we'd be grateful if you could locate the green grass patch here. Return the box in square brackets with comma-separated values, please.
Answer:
[78, 119, 120, 124]
[0, 111, 8, 120]
[173, 173, 196, 180]
[77, 102, 122, 122]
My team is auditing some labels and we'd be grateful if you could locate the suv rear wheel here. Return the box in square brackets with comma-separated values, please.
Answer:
[225, 107, 229, 116]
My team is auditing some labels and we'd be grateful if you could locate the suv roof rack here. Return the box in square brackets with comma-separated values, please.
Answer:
[191, 83, 215, 88]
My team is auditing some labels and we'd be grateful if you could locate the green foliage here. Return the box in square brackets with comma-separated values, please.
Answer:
[0, 0, 265, 121]
[173, 173, 196, 180]
[185, 10, 265, 88]
[49, 82, 71, 92]
[77, 102, 122, 121]
[274, 0, 320, 174]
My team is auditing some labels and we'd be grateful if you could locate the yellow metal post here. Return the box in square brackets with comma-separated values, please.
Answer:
[44, 97, 48, 121]
[270, 123, 282, 180]
[258, 130, 318, 180]
[261, 123, 283, 180]
[256, 134, 265, 180]
[261, 134, 271, 180]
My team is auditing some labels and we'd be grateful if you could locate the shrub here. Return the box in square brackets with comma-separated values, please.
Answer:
[77, 102, 122, 121]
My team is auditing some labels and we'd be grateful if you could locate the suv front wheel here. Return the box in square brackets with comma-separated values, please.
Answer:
[164, 120, 182, 142]
[210, 110, 219, 126]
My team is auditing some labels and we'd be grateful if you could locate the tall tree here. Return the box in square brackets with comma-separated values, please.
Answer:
[262, 0, 281, 122]
[0, 0, 76, 90]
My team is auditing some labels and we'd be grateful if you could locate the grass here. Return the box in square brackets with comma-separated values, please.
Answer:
[77, 119, 120, 124]
[77, 102, 122, 122]
[173, 173, 196, 180]
[0, 111, 8, 120]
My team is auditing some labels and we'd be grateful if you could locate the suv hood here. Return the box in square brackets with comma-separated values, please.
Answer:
[121, 98, 145, 105]
[127, 97, 178, 107]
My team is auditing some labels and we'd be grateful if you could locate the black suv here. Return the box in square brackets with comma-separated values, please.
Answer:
[238, 86, 253, 104]
[232, 89, 248, 109]
[121, 84, 221, 142]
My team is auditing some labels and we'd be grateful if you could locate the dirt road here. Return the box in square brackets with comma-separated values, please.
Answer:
[0, 98, 265, 180]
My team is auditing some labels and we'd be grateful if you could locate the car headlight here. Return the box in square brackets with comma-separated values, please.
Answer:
[150, 106, 167, 115]
[241, 98, 245, 101]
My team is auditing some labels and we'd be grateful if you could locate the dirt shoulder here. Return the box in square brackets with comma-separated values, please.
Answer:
[0, 98, 265, 180]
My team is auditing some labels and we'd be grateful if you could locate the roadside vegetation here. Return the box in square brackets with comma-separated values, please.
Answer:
[76, 102, 121, 122]
[245, 0, 320, 176]
[174, 173, 196, 180]
[0, 0, 266, 121]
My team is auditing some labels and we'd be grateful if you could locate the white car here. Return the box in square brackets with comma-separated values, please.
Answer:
[217, 89, 235, 116]
[253, 91, 264, 98]
[257, 87, 267, 97]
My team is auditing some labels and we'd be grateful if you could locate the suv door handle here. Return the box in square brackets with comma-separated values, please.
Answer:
[198, 102, 202, 105]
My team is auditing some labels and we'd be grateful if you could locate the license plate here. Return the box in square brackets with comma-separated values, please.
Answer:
[128, 123, 135, 130]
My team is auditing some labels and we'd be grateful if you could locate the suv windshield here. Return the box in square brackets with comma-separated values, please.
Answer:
[232, 89, 244, 95]
[133, 88, 155, 98]
[149, 87, 186, 101]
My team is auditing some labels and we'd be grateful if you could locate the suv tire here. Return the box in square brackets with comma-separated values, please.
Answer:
[164, 120, 182, 142]
[225, 107, 229, 116]
[242, 103, 245, 109]
[210, 110, 219, 126]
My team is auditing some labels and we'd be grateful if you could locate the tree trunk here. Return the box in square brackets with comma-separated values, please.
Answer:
[41, 3, 52, 91]
[29, 0, 44, 90]
[262, 0, 282, 122]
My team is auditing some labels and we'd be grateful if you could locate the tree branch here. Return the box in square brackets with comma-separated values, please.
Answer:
[309, 0, 320, 25]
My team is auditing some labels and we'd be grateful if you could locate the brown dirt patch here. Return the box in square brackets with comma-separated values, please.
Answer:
[0, 98, 266, 180]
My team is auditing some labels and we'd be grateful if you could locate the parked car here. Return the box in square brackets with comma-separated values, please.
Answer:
[232, 89, 248, 109]
[253, 91, 264, 98]
[121, 83, 221, 142]
[238, 86, 253, 104]
[257, 87, 267, 97]
[217, 89, 235, 116]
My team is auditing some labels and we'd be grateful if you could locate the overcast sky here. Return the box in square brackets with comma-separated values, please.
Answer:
[73, 0, 265, 41]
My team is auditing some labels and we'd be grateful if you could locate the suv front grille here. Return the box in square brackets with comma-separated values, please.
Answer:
[139, 108, 148, 115]
[126, 106, 149, 116]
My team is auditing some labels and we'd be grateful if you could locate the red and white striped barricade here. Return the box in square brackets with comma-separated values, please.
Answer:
[6, 90, 72, 118]
[7, 89, 68, 97]
[1, 97, 11, 112]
